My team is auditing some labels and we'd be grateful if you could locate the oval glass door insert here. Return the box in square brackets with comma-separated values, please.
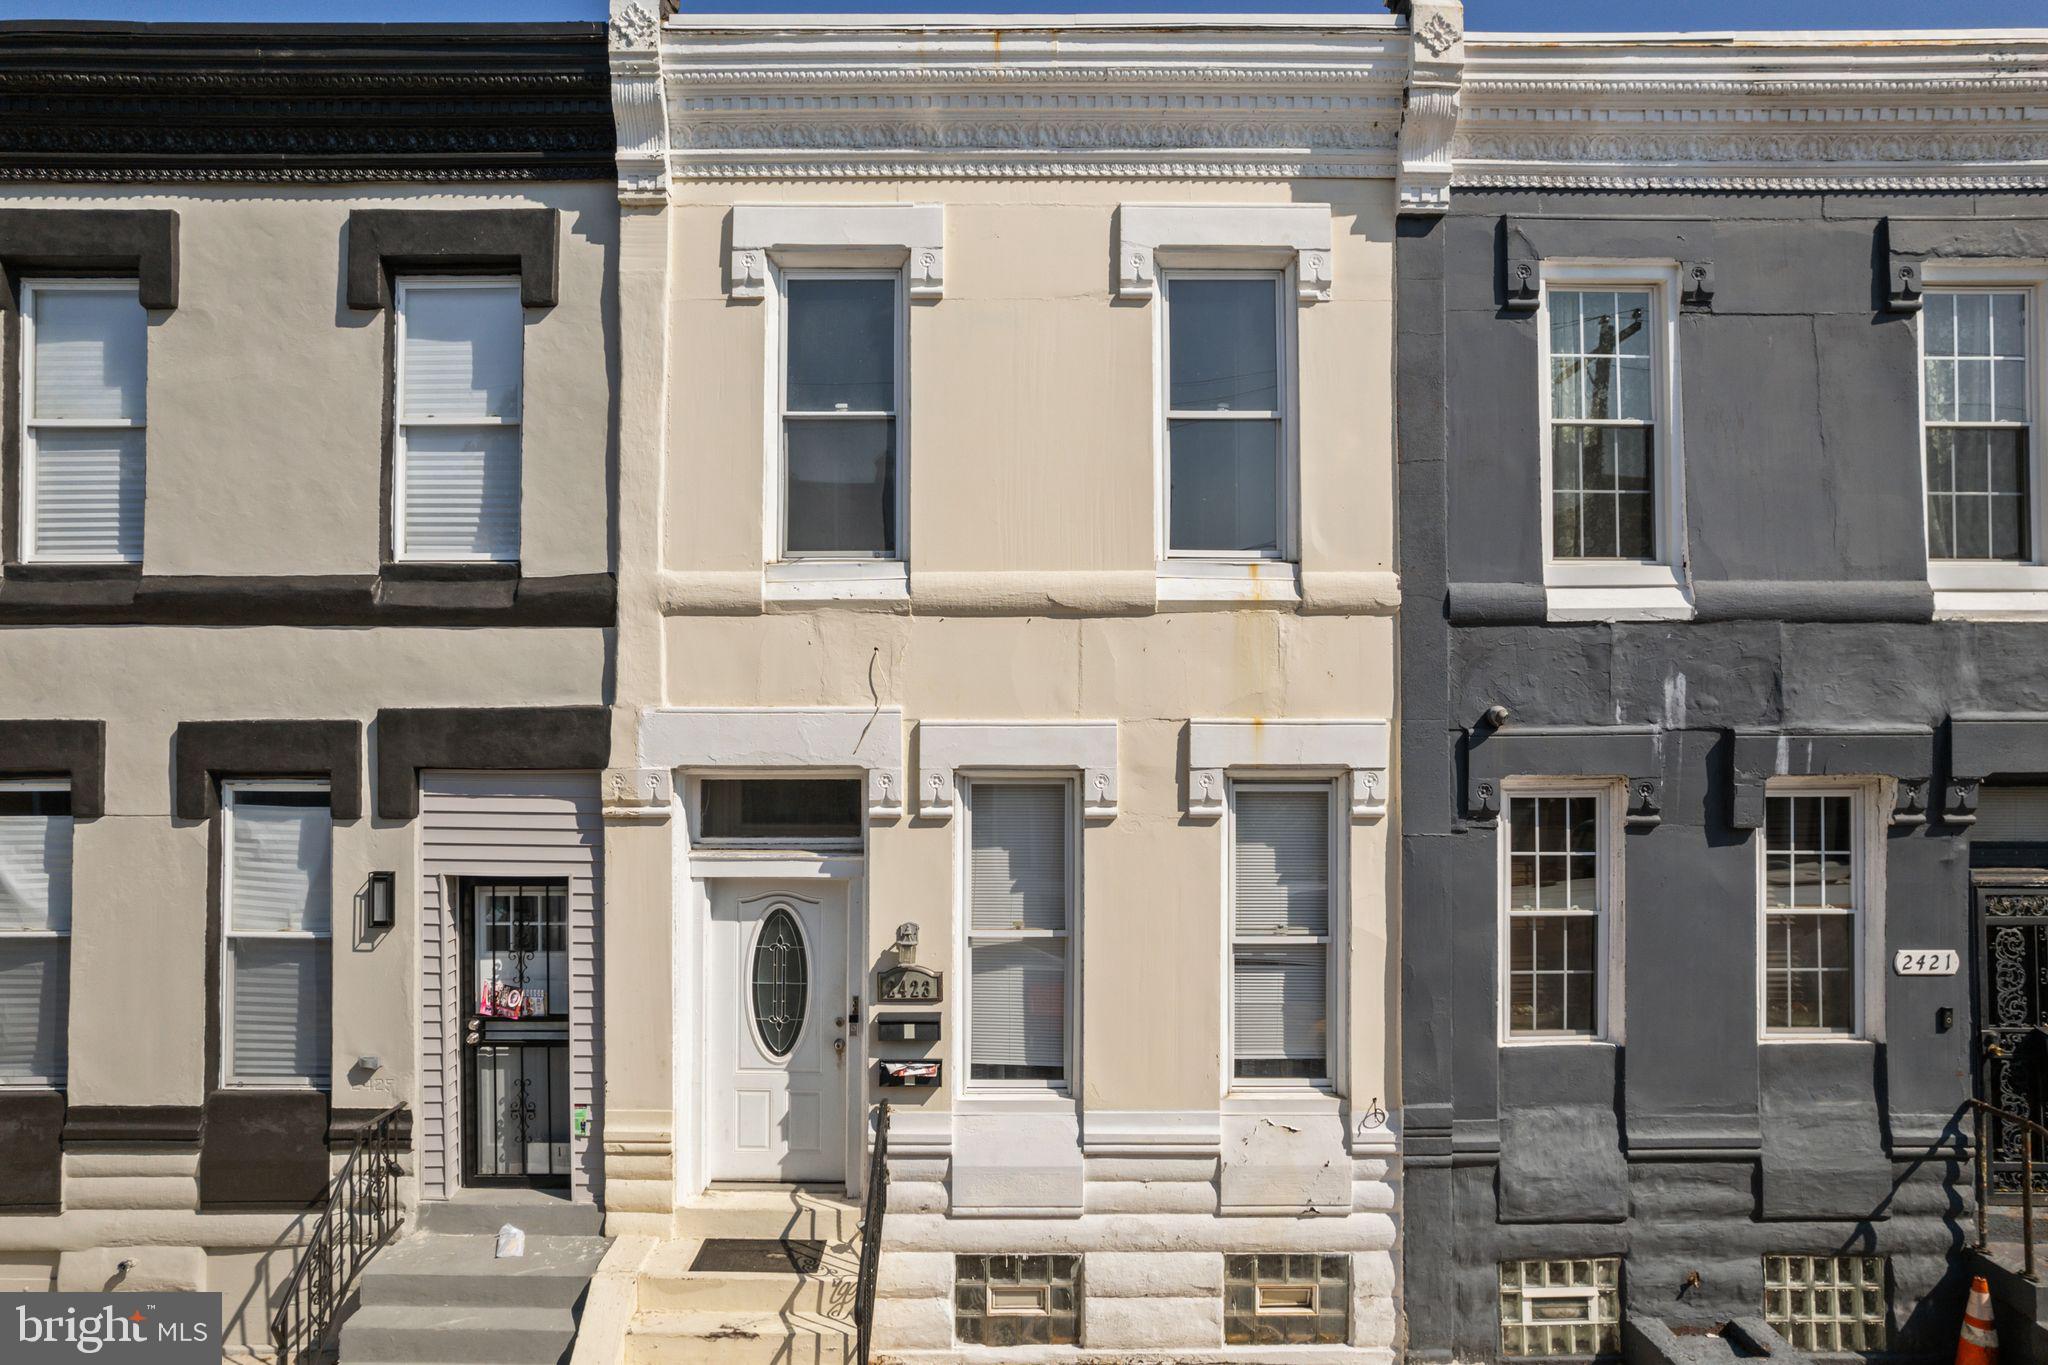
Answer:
[751, 906, 809, 1058]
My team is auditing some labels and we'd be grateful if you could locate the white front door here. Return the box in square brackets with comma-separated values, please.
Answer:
[707, 883, 849, 1182]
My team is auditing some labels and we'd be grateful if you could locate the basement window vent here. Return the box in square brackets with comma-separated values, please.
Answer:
[1764, 1255, 1888, 1353]
[954, 1255, 1077, 1347]
[1499, 1258, 1621, 1358]
[1225, 1254, 1349, 1346]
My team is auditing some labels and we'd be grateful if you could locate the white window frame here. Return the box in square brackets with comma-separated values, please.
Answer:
[766, 265, 909, 600]
[1496, 779, 1626, 1046]
[957, 774, 1079, 1097]
[1156, 267, 1300, 580]
[1223, 777, 1345, 1093]
[19, 277, 145, 566]
[220, 779, 332, 1091]
[391, 274, 524, 565]
[0, 778, 70, 1090]
[1536, 262, 1691, 622]
[1756, 779, 1885, 1043]
[1919, 263, 2048, 618]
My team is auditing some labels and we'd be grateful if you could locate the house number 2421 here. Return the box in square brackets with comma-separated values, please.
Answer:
[1892, 950, 1959, 977]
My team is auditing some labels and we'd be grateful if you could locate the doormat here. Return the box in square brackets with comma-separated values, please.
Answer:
[688, 1237, 826, 1274]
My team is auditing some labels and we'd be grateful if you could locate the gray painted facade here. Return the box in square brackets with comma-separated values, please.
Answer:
[1397, 190, 2048, 1360]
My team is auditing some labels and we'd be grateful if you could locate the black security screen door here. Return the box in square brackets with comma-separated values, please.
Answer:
[461, 881, 571, 1187]
[1977, 873, 2048, 1196]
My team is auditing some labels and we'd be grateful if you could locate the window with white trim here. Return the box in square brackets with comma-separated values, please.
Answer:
[0, 782, 71, 1087]
[394, 277, 522, 562]
[1230, 782, 1334, 1083]
[1760, 791, 1861, 1037]
[223, 784, 332, 1088]
[1162, 272, 1292, 560]
[1923, 290, 2032, 563]
[21, 280, 146, 563]
[1503, 792, 1608, 1039]
[780, 273, 902, 561]
[965, 781, 1070, 1087]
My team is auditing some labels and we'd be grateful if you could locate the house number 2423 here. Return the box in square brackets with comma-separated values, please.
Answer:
[1892, 950, 1959, 977]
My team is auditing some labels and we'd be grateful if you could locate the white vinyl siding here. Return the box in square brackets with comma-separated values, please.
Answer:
[419, 773, 603, 1203]
[0, 783, 71, 1087]
[223, 785, 331, 1088]
[21, 281, 145, 563]
[1230, 784, 1332, 1082]
[395, 279, 522, 562]
[966, 781, 1071, 1087]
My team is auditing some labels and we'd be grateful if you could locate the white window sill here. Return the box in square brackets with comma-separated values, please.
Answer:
[954, 1090, 1077, 1117]
[1759, 1034, 1872, 1045]
[1222, 1087, 1341, 1117]
[764, 560, 908, 604]
[1157, 559, 1301, 608]
[1499, 1035, 1617, 1049]
[1933, 588, 2048, 620]
[1543, 583, 1693, 623]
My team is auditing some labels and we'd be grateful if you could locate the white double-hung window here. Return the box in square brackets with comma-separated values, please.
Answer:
[1230, 783, 1335, 1084]
[0, 782, 72, 1087]
[394, 277, 522, 562]
[964, 781, 1072, 1088]
[21, 280, 146, 563]
[1759, 789, 1866, 1038]
[222, 784, 332, 1088]
[780, 274, 902, 561]
[1163, 273, 1293, 562]
[1500, 789, 1614, 1041]
[1537, 266, 1688, 620]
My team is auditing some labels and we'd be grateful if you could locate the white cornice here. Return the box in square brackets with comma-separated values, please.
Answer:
[659, 21, 1407, 182]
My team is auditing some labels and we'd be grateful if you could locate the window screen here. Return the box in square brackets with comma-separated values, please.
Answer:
[397, 280, 522, 562]
[1232, 786, 1332, 1080]
[224, 787, 332, 1087]
[967, 783, 1068, 1084]
[23, 282, 146, 563]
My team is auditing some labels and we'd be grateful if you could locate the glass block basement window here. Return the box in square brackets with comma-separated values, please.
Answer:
[1224, 1254, 1349, 1346]
[954, 1255, 1078, 1347]
[1499, 1258, 1621, 1358]
[1765, 1255, 1887, 1353]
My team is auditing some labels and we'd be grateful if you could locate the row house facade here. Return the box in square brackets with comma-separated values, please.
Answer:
[0, 22, 617, 1354]
[1394, 18, 2048, 1365]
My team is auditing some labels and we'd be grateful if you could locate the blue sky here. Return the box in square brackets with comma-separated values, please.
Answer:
[2, 0, 2043, 28]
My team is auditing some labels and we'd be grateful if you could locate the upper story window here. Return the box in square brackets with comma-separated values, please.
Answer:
[1537, 267, 1689, 621]
[222, 784, 332, 1089]
[1163, 273, 1291, 561]
[395, 278, 522, 563]
[1923, 290, 2032, 563]
[1760, 791, 1863, 1038]
[0, 782, 71, 1088]
[1230, 783, 1335, 1085]
[965, 780, 1071, 1090]
[1501, 789, 1611, 1041]
[781, 274, 901, 562]
[21, 280, 146, 564]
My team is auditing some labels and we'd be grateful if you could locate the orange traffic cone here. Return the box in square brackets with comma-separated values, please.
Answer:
[1959, 1274, 1998, 1365]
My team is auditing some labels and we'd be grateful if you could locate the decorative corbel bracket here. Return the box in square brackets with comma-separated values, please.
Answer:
[1463, 725, 1663, 825]
[602, 766, 674, 822]
[916, 721, 1119, 823]
[1945, 778, 1980, 826]
[1394, 2, 1463, 218]
[1183, 719, 1391, 823]
[1504, 257, 1540, 311]
[1893, 777, 1931, 827]
[607, 0, 669, 209]
[1624, 777, 1662, 828]
[1680, 260, 1716, 312]
[1889, 258, 1924, 314]
[869, 766, 905, 821]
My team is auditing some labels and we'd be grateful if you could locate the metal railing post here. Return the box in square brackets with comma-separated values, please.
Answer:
[1978, 1104, 1990, 1252]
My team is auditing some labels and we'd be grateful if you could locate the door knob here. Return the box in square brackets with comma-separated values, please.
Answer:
[1989, 1042, 2011, 1058]
[833, 1038, 846, 1063]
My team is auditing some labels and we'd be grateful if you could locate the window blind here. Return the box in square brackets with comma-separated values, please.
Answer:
[1233, 789, 1330, 935]
[398, 281, 522, 562]
[0, 801, 71, 933]
[401, 285, 523, 422]
[1233, 944, 1326, 1063]
[970, 939, 1066, 1071]
[31, 431, 145, 563]
[27, 284, 145, 564]
[1978, 787, 2048, 843]
[0, 941, 69, 1085]
[230, 799, 332, 934]
[229, 940, 330, 1085]
[32, 287, 145, 422]
[969, 784, 1067, 932]
[400, 428, 521, 562]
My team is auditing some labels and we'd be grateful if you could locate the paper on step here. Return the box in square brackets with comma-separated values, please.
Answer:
[495, 1224, 526, 1259]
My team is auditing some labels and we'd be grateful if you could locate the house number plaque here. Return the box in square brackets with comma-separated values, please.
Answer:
[878, 963, 942, 1003]
[1893, 949, 1959, 977]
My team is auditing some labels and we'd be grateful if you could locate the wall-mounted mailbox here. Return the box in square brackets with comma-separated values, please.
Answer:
[876, 1013, 940, 1043]
[879, 1059, 941, 1088]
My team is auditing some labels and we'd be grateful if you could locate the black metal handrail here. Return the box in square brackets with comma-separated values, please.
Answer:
[1969, 1096, 2048, 1279]
[270, 1102, 408, 1365]
[854, 1100, 892, 1365]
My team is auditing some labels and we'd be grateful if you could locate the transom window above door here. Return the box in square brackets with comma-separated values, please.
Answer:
[781, 274, 902, 561]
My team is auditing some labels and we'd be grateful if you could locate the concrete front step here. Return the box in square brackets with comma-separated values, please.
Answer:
[625, 1309, 855, 1365]
[416, 1195, 604, 1239]
[340, 1305, 580, 1365]
[635, 1235, 858, 1315]
[357, 1233, 611, 1310]
[673, 1187, 860, 1245]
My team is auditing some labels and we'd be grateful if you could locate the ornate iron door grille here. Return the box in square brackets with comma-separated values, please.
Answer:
[1977, 874, 2048, 1198]
[461, 880, 572, 1187]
